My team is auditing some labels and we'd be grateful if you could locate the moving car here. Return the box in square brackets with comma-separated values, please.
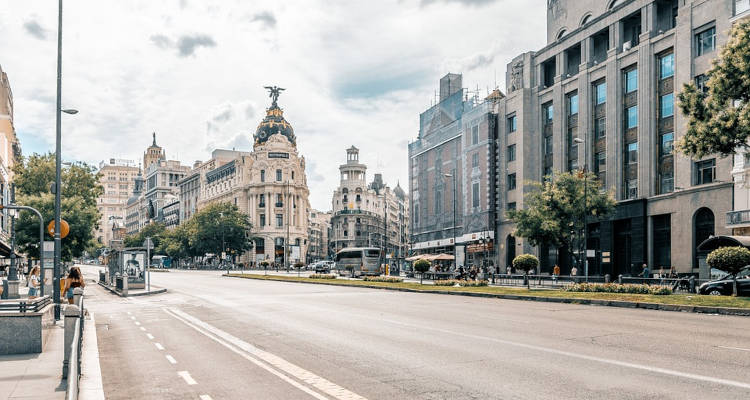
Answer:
[698, 267, 750, 296]
[314, 261, 334, 273]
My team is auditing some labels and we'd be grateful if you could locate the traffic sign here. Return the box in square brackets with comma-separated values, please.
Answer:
[143, 238, 154, 250]
[47, 219, 70, 239]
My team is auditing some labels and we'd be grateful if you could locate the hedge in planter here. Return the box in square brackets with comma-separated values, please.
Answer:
[706, 246, 750, 297]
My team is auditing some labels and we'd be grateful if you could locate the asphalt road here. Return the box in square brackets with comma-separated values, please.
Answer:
[80, 266, 750, 400]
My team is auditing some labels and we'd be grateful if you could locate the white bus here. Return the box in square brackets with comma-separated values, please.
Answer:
[335, 247, 382, 277]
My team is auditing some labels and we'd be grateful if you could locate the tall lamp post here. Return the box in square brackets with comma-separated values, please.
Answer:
[444, 173, 457, 270]
[54, 0, 78, 320]
[573, 137, 589, 281]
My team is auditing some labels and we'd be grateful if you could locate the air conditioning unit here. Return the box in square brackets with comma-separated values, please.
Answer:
[623, 41, 632, 52]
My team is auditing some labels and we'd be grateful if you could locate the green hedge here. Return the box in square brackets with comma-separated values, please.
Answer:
[563, 282, 672, 295]
[434, 279, 489, 287]
[362, 276, 403, 283]
[309, 274, 337, 279]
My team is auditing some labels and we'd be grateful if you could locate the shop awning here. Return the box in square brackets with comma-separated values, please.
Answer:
[697, 235, 750, 253]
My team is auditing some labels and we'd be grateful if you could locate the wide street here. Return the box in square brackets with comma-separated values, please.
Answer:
[80, 266, 750, 399]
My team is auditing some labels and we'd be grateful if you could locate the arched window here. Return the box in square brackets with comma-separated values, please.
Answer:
[693, 207, 715, 268]
[580, 13, 592, 26]
[608, 0, 624, 10]
[556, 29, 567, 40]
[506, 235, 517, 270]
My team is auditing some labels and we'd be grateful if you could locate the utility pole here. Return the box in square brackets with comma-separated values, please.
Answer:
[285, 180, 290, 273]
[53, 0, 64, 321]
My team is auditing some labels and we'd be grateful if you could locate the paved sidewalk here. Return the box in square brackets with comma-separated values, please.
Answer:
[0, 322, 66, 400]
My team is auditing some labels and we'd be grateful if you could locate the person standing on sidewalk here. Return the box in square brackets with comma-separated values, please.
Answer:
[28, 266, 42, 299]
[63, 266, 85, 304]
[553, 264, 560, 283]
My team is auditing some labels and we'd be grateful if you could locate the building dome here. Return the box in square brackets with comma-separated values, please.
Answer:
[254, 86, 296, 146]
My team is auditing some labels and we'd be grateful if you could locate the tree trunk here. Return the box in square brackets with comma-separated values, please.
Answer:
[420, 272, 423, 285]
[733, 276, 738, 297]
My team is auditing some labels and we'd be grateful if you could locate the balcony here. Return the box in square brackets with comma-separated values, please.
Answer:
[727, 210, 750, 227]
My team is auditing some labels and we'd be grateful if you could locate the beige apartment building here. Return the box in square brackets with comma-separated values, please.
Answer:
[95, 159, 139, 247]
[0, 64, 21, 256]
[307, 209, 331, 262]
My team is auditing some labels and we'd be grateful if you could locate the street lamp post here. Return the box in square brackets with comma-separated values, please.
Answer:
[285, 180, 290, 273]
[573, 137, 589, 281]
[444, 173, 457, 270]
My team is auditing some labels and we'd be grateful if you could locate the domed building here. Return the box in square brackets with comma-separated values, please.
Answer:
[196, 87, 310, 267]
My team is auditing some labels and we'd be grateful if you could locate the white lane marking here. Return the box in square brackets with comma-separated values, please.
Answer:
[165, 308, 364, 400]
[177, 371, 197, 385]
[139, 327, 146, 331]
[166, 355, 177, 364]
[377, 317, 750, 391]
[130, 316, 135, 320]
[146, 333, 154, 340]
[718, 345, 750, 352]
[154, 343, 164, 350]
[199, 396, 213, 400]
[127, 312, 131, 315]
[134, 321, 141, 326]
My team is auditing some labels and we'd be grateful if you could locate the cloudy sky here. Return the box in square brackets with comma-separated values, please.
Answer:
[0, 0, 546, 210]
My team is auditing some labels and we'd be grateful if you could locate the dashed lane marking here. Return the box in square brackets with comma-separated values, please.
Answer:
[199, 395, 213, 400]
[134, 321, 141, 326]
[718, 345, 750, 352]
[140, 327, 146, 331]
[155, 343, 164, 350]
[166, 355, 177, 364]
[177, 371, 197, 385]
[146, 333, 154, 340]
[130, 316, 135, 320]
[165, 307, 366, 400]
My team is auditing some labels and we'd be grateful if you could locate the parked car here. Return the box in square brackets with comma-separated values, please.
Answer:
[314, 262, 330, 273]
[698, 267, 750, 296]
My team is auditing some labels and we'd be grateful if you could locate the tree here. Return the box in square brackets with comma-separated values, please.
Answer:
[677, 20, 750, 158]
[188, 202, 252, 259]
[508, 171, 615, 268]
[512, 254, 539, 289]
[12, 154, 102, 261]
[706, 246, 750, 297]
[413, 259, 431, 284]
[124, 222, 166, 249]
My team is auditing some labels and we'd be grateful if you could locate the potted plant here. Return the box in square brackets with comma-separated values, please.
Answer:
[512, 254, 539, 289]
[706, 246, 750, 297]
[413, 259, 431, 285]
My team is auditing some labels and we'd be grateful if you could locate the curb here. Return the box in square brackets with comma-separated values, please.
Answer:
[225, 274, 750, 317]
[79, 312, 105, 400]
[96, 281, 167, 297]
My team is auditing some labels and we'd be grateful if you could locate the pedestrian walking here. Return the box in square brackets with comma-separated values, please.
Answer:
[570, 266, 578, 276]
[553, 264, 560, 283]
[28, 266, 42, 299]
[640, 263, 650, 279]
[63, 266, 85, 304]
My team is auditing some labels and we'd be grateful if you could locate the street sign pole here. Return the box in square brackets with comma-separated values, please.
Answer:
[143, 237, 153, 292]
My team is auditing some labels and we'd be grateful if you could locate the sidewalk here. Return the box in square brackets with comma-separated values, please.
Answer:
[0, 322, 66, 400]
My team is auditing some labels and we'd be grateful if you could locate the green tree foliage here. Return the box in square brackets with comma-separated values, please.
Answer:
[413, 259, 431, 284]
[677, 20, 750, 158]
[123, 222, 166, 249]
[12, 154, 102, 261]
[508, 171, 615, 265]
[512, 254, 539, 274]
[706, 246, 750, 297]
[187, 202, 253, 257]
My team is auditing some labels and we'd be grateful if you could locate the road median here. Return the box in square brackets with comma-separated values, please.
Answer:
[225, 273, 750, 316]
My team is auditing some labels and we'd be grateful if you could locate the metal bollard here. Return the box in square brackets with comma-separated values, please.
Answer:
[605, 274, 610, 283]
[618, 274, 623, 284]
[122, 273, 128, 296]
[689, 276, 696, 293]
[62, 304, 80, 378]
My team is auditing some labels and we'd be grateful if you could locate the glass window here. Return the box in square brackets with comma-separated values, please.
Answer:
[507, 115, 517, 133]
[660, 172, 674, 194]
[276, 169, 282, 181]
[543, 103, 554, 124]
[695, 74, 709, 94]
[507, 173, 517, 190]
[507, 202, 517, 210]
[737, 0, 750, 15]
[507, 144, 516, 162]
[471, 153, 479, 168]
[595, 82, 607, 105]
[660, 53, 674, 79]
[276, 214, 283, 227]
[595, 152, 606, 173]
[259, 194, 265, 206]
[660, 132, 674, 156]
[660, 93, 674, 118]
[471, 125, 479, 145]
[625, 68, 638, 93]
[626, 179, 638, 199]
[627, 106, 638, 129]
[567, 93, 579, 115]
[595, 117, 606, 139]
[260, 214, 266, 226]
[544, 136, 553, 155]
[627, 142, 638, 163]
[472, 182, 480, 208]
[695, 26, 716, 56]
[652, 214, 671, 268]
[260, 170, 265, 182]
[694, 159, 716, 185]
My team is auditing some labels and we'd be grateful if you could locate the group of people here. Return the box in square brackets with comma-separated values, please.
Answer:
[25, 265, 85, 303]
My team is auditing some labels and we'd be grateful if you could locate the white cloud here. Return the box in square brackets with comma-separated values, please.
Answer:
[0, 0, 546, 210]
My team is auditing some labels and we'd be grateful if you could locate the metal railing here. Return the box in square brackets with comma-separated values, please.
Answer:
[65, 317, 81, 400]
[0, 295, 52, 312]
[727, 209, 750, 226]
